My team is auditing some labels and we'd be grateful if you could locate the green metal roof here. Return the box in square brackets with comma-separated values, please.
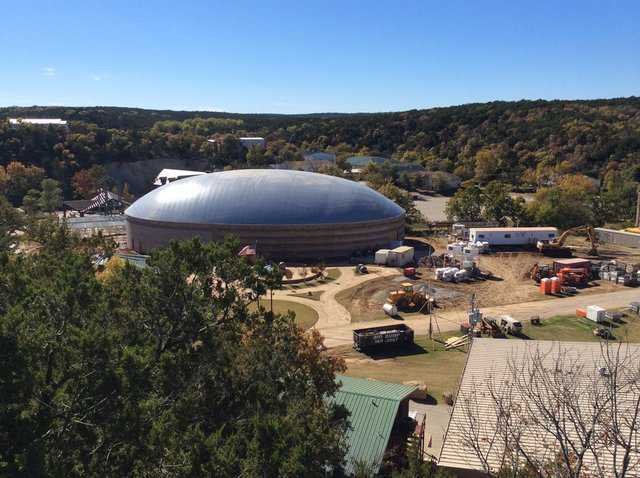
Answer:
[329, 376, 417, 475]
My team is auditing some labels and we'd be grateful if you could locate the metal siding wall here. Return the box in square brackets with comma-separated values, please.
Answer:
[127, 216, 405, 260]
[596, 228, 640, 248]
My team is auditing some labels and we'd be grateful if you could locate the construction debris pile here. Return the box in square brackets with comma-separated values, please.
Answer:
[597, 260, 640, 286]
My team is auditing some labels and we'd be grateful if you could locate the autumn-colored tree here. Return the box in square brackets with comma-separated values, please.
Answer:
[474, 148, 500, 183]
[71, 165, 107, 198]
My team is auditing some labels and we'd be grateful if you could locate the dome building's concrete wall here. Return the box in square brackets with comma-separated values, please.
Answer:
[125, 169, 405, 260]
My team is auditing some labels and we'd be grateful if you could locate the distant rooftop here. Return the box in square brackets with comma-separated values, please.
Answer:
[9, 118, 68, 126]
[469, 226, 557, 232]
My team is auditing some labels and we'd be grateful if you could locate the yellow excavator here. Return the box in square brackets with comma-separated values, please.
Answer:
[537, 225, 599, 257]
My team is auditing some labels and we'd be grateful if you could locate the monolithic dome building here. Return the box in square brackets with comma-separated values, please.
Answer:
[125, 169, 405, 260]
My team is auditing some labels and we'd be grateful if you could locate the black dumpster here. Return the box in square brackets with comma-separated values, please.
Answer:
[353, 324, 414, 351]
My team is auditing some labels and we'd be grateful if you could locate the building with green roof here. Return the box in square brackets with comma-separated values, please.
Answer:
[328, 375, 418, 475]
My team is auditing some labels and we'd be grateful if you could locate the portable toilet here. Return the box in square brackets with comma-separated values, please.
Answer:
[540, 277, 550, 294]
[550, 277, 560, 294]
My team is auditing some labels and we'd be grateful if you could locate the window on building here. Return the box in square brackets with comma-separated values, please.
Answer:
[504, 234, 511, 238]
[478, 234, 485, 238]
[549, 233, 555, 238]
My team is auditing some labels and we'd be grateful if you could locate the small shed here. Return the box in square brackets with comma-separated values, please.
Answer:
[328, 376, 417, 475]
[553, 258, 591, 274]
[387, 246, 415, 267]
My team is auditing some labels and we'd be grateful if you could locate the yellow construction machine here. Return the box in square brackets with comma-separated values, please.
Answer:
[537, 225, 599, 257]
[387, 282, 432, 312]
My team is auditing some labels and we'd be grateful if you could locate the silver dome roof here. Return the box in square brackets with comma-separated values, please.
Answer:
[125, 169, 404, 225]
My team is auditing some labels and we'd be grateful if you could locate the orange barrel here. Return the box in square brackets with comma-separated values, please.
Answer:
[540, 278, 550, 294]
[550, 277, 560, 294]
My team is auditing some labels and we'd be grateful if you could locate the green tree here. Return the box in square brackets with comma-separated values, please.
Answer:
[21, 188, 41, 215]
[376, 182, 423, 224]
[445, 184, 483, 221]
[527, 174, 599, 229]
[0, 234, 349, 477]
[481, 181, 528, 226]
[39, 179, 63, 213]
[246, 145, 267, 167]
[0, 194, 23, 252]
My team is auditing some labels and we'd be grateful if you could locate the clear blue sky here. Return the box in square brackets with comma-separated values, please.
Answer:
[1, 0, 638, 114]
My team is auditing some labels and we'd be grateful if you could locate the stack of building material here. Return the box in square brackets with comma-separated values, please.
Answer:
[445, 335, 469, 350]
[630, 302, 640, 314]
[436, 267, 457, 281]
[586, 305, 606, 323]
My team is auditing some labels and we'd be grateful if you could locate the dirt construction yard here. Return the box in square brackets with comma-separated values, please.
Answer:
[335, 251, 623, 323]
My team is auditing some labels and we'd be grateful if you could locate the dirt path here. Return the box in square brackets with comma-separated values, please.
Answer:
[317, 287, 640, 348]
[272, 266, 399, 328]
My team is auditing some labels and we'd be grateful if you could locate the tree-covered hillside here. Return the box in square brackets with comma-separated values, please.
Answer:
[1, 97, 639, 202]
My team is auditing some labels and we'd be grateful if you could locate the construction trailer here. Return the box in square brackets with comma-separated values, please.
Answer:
[386, 246, 415, 267]
[469, 227, 558, 246]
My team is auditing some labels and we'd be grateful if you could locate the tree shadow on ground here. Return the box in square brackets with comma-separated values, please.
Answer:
[361, 343, 428, 360]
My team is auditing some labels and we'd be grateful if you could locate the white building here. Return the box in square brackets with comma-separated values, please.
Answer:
[207, 137, 265, 149]
[9, 118, 68, 129]
[468, 227, 557, 246]
[239, 137, 265, 149]
[153, 169, 206, 186]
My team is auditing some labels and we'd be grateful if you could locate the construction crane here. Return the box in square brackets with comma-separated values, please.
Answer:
[537, 225, 599, 257]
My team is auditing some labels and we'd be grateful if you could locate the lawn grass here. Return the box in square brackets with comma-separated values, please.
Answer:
[250, 299, 319, 330]
[521, 312, 640, 342]
[333, 333, 467, 404]
[335, 311, 640, 404]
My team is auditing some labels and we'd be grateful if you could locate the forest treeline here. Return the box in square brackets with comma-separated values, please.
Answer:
[1, 98, 640, 226]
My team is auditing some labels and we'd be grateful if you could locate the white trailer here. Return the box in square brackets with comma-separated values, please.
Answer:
[374, 249, 390, 265]
[469, 227, 558, 246]
[386, 246, 414, 267]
